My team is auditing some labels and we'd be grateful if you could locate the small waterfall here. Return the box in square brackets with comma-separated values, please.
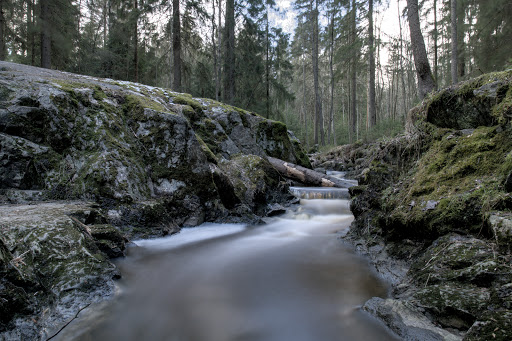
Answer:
[289, 186, 351, 199]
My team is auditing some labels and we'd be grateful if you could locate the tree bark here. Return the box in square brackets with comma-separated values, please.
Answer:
[302, 55, 307, 147]
[212, 0, 219, 101]
[312, 0, 324, 146]
[172, 0, 182, 92]
[398, 0, 407, 119]
[40, 0, 51, 69]
[433, 0, 438, 89]
[265, 1, 270, 119]
[133, 0, 139, 83]
[223, 0, 235, 104]
[328, 2, 335, 144]
[217, 0, 222, 100]
[450, 0, 457, 84]
[350, 0, 357, 142]
[0, 0, 5, 61]
[367, 0, 376, 130]
[406, 0, 435, 99]
[267, 157, 355, 188]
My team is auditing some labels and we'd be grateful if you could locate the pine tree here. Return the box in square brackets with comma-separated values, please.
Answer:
[0, 0, 6, 61]
[406, 0, 435, 99]
[172, 0, 181, 91]
[40, 0, 51, 68]
[224, 0, 235, 103]
[367, 0, 376, 129]
[450, 0, 457, 84]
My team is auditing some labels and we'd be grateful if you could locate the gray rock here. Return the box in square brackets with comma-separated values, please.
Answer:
[362, 297, 462, 341]
[489, 212, 512, 248]
[0, 202, 118, 340]
[505, 171, 512, 192]
[473, 80, 507, 99]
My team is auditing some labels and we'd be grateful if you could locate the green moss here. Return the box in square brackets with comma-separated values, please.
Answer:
[193, 118, 229, 156]
[493, 85, 512, 125]
[414, 283, 489, 329]
[381, 125, 512, 239]
[465, 310, 512, 341]
[195, 134, 218, 164]
[123, 94, 171, 118]
[172, 93, 203, 112]
[256, 120, 291, 159]
[93, 85, 107, 101]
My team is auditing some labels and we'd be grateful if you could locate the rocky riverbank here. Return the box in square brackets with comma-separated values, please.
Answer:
[0, 61, 309, 339]
[313, 70, 512, 340]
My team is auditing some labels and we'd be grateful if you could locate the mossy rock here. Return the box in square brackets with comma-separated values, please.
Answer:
[488, 211, 512, 250]
[409, 70, 512, 131]
[89, 224, 126, 258]
[409, 234, 508, 286]
[380, 125, 512, 240]
[256, 120, 311, 168]
[219, 155, 285, 214]
[465, 310, 512, 341]
[414, 283, 490, 330]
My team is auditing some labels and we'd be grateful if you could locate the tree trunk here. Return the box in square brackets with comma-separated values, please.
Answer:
[40, 0, 51, 68]
[217, 0, 222, 100]
[398, 0, 407, 119]
[312, 0, 324, 146]
[350, 0, 357, 142]
[328, 2, 335, 145]
[265, 2, 270, 119]
[223, 0, 235, 104]
[212, 0, 219, 101]
[433, 0, 438, 89]
[172, 0, 181, 92]
[457, 0, 465, 78]
[267, 157, 355, 188]
[0, 0, 5, 61]
[367, 0, 376, 130]
[406, 0, 435, 99]
[302, 56, 308, 147]
[450, 0, 457, 84]
[133, 0, 139, 83]
[27, 0, 35, 65]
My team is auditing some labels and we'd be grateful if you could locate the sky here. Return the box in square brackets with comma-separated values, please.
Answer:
[270, 0, 402, 37]
[269, 0, 404, 66]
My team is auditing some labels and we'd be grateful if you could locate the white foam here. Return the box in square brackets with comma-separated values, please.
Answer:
[133, 223, 246, 250]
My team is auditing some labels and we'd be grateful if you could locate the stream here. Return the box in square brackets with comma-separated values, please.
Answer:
[56, 185, 398, 341]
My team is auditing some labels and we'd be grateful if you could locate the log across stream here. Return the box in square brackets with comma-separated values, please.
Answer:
[55, 186, 399, 341]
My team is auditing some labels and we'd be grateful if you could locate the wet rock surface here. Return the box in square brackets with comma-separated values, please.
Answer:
[0, 202, 119, 340]
[314, 70, 512, 340]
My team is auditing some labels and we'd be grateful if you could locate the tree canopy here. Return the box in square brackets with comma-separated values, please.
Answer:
[0, 0, 509, 146]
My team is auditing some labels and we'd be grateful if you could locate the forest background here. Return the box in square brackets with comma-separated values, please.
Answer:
[0, 0, 510, 148]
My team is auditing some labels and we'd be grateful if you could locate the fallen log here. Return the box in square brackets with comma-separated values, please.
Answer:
[267, 157, 355, 188]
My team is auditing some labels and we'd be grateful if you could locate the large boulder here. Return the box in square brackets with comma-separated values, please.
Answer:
[0, 61, 309, 233]
[408, 70, 512, 131]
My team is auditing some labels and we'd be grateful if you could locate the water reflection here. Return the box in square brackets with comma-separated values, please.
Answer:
[56, 196, 398, 341]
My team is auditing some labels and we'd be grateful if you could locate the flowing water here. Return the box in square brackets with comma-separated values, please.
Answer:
[56, 187, 398, 341]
